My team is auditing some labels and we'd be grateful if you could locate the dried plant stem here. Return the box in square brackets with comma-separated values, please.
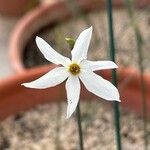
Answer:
[124, 0, 148, 149]
[76, 102, 84, 150]
[55, 101, 62, 150]
[106, 0, 122, 149]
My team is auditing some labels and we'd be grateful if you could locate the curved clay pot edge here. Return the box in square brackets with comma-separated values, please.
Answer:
[9, 4, 52, 73]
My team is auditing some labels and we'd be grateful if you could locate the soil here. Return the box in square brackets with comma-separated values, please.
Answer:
[0, 100, 149, 150]
[23, 9, 150, 72]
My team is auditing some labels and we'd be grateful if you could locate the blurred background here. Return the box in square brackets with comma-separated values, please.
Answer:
[0, 0, 149, 149]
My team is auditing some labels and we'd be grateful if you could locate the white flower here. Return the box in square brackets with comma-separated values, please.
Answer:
[22, 27, 120, 118]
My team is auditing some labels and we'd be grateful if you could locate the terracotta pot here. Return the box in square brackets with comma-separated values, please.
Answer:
[0, 64, 150, 121]
[7, 0, 150, 121]
[0, 0, 39, 16]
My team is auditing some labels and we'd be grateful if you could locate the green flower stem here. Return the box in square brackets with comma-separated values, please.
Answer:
[66, 38, 84, 150]
[106, 0, 122, 150]
[76, 102, 84, 150]
[55, 101, 62, 150]
[124, 0, 148, 149]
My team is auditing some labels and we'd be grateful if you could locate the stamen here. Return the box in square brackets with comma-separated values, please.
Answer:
[69, 63, 80, 75]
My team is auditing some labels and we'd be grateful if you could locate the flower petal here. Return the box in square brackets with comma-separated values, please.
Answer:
[36, 36, 71, 66]
[81, 60, 118, 71]
[22, 67, 69, 89]
[71, 26, 92, 62]
[65, 76, 80, 119]
[79, 71, 120, 101]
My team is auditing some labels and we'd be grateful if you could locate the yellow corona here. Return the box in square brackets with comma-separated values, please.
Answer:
[69, 63, 80, 75]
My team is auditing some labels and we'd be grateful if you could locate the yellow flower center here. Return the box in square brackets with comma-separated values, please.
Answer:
[69, 63, 80, 75]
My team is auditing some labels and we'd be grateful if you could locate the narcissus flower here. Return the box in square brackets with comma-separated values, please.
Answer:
[22, 27, 120, 118]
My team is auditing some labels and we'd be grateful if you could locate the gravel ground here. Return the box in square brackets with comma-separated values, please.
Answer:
[0, 100, 149, 150]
